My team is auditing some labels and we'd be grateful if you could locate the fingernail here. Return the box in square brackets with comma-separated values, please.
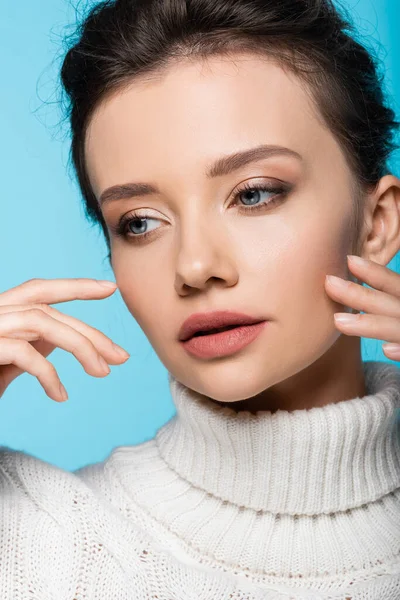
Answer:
[382, 343, 400, 353]
[348, 255, 367, 266]
[98, 356, 111, 373]
[334, 313, 359, 324]
[112, 344, 130, 359]
[326, 275, 350, 288]
[59, 383, 68, 402]
[98, 280, 117, 288]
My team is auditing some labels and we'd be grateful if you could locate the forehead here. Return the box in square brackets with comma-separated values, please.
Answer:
[84, 54, 337, 197]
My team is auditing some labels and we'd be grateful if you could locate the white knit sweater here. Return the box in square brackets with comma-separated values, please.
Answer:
[1, 360, 400, 599]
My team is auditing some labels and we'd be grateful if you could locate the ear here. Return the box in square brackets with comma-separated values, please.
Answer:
[360, 174, 400, 266]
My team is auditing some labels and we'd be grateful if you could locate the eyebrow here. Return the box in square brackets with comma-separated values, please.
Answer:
[98, 144, 303, 206]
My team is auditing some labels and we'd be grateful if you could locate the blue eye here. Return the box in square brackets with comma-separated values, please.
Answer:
[111, 181, 289, 242]
[231, 182, 288, 213]
[123, 217, 159, 237]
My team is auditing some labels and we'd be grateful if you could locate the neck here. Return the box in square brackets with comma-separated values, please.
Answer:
[158, 360, 400, 514]
[211, 335, 365, 414]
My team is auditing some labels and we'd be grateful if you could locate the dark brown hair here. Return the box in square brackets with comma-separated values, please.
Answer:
[60, 0, 400, 263]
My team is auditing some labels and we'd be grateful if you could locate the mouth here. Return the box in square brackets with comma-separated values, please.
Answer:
[179, 320, 269, 359]
[190, 325, 241, 337]
[178, 311, 268, 342]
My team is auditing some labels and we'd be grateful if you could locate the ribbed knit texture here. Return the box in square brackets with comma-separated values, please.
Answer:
[0, 360, 399, 599]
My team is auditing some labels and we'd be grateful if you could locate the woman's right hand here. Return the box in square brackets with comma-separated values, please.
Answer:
[0, 278, 130, 403]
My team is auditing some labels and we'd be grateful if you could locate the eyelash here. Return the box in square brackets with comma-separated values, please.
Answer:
[110, 182, 289, 242]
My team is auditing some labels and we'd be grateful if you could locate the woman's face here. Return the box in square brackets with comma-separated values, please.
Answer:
[85, 54, 362, 405]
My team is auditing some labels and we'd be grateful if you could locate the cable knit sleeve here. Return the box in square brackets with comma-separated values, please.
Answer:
[0, 445, 103, 599]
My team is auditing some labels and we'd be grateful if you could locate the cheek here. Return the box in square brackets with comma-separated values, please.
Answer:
[112, 256, 169, 335]
[262, 211, 351, 344]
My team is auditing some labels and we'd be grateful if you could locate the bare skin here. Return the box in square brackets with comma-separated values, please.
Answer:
[2, 53, 400, 414]
[0, 279, 128, 402]
[82, 53, 400, 413]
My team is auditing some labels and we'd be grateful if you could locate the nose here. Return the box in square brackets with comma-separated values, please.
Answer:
[174, 218, 238, 295]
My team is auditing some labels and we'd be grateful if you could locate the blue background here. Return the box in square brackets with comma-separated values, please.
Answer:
[0, 0, 399, 471]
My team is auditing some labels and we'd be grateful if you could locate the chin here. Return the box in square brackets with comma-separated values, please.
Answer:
[174, 362, 281, 404]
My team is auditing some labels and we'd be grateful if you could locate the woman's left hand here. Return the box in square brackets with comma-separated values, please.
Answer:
[325, 254, 400, 360]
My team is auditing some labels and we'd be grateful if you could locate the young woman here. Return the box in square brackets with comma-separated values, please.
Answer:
[1, 0, 400, 598]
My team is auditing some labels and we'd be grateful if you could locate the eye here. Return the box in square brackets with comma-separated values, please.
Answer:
[109, 180, 290, 243]
[109, 212, 162, 243]
[230, 181, 289, 214]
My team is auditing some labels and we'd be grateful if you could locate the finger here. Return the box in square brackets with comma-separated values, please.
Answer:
[0, 278, 117, 308]
[0, 338, 68, 402]
[346, 255, 400, 297]
[0, 303, 129, 364]
[325, 275, 400, 319]
[0, 309, 113, 378]
[0, 338, 56, 390]
[333, 311, 400, 344]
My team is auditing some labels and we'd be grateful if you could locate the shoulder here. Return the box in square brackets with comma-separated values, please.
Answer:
[0, 444, 92, 512]
[0, 442, 161, 596]
[0, 436, 161, 517]
[0, 445, 93, 597]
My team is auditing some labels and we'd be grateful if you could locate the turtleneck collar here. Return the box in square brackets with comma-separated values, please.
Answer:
[156, 361, 400, 515]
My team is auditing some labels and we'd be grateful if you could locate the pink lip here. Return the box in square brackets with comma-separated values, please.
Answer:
[178, 310, 267, 342]
[180, 321, 268, 359]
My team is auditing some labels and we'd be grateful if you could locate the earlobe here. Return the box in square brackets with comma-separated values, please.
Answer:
[361, 174, 400, 266]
